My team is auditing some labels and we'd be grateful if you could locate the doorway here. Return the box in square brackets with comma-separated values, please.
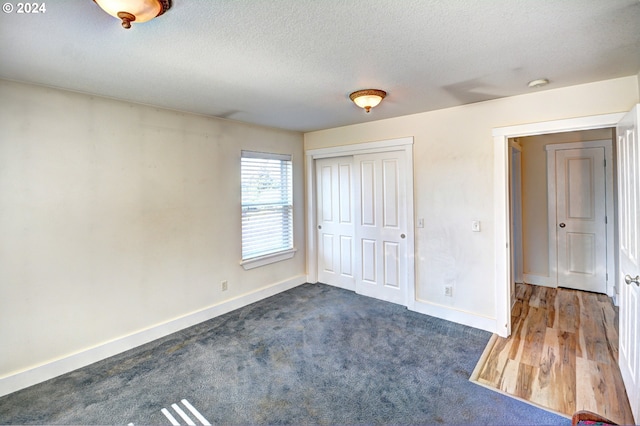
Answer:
[493, 112, 625, 338]
[496, 112, 639, 423]
[511, 135, 614, 297]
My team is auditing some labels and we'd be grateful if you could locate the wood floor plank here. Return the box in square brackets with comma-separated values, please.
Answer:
[530, 329, 563, 413]
[557, 289, 580, 334]
[537, 328, 558, 393]
[471, 283, 632, 422]
[575, 357, 600, 415]
[579, 292, 611, 364]
[477, 334, 511, 385]
[599, 294, 620, 363]
[528, 285, 544, 308]
[520, 306, 546, 367]
[508, 301, 528, 361]
[515, 362, 536, 400]
[575, 357, 634, 425]
[545, 288, 557, 329]
[499, 358, 521, 395]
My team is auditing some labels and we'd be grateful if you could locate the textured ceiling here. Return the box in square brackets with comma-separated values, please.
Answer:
[1, 0, 639, 132]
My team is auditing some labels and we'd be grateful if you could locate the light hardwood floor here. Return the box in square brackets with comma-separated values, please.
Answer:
[471, 283, 634, 424]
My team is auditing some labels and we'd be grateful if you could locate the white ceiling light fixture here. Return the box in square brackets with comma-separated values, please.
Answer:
[349, 89, 387, 113]
[527, 78, 550, 88]
[93, 0, 171, 29]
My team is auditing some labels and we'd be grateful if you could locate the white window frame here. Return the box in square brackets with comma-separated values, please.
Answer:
[240, 150, 296, 270]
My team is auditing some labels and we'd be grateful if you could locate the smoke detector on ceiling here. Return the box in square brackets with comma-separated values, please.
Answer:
[527, 78, 550, 88]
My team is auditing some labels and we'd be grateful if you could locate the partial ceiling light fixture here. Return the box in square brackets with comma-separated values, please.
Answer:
[527, 78, 549, 88]
[349, 89, 387, 113]
[93, 0, 171, 29]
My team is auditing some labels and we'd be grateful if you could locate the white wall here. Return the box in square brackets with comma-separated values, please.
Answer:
[305, 76, 639, 330]
[0, 80, 306, 392]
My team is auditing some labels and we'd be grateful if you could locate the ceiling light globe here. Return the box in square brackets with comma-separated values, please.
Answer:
[94, 0, 169, 28]
[349, 89, 387, 113]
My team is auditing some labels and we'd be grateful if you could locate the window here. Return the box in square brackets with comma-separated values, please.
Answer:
[240, 151, 294, 268]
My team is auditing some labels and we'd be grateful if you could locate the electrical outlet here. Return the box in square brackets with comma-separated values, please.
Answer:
[221, 280, 228, 291]
[445, 286, 453, 297]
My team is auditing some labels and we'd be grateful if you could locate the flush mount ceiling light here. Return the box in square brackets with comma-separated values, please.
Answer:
[527, 78, 550, 88]
[349, 89, 387, 113]
[93, 0, 171, 29]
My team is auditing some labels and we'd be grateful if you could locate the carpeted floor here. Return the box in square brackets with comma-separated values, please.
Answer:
[0, 283, 569, 425]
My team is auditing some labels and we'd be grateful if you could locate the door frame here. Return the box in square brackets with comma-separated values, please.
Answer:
[305, 137, 415, 307]
[509, 140, 524, 309]
[493, 113, 624, 337]
[545, 140, 615, 296]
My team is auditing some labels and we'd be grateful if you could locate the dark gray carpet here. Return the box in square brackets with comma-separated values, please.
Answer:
[0, 283, 569, 425]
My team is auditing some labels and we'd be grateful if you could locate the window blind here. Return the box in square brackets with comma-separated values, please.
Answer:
[241, 151, 293, 260]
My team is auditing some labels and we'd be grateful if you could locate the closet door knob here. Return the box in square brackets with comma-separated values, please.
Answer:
[559, 223, 566, 228]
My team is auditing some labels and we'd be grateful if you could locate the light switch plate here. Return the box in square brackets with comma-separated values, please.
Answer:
[472, 220, 481, 232]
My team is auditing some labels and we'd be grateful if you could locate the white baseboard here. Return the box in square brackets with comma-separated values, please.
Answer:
[0, 275, 307, 397]
[523, 273, 557, 288]
[314, 279, 355, 292]
[409, 300, 497, 335]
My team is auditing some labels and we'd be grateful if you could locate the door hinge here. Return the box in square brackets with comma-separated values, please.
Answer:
[604, 159, 606, 168]
[606, 273, 608, 281]
[605, 216, 608, 224]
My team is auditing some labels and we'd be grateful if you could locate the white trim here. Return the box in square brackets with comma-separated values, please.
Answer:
[523, 273, 557, 288]
[409, 300, 496, 334]
[494, 132, 511, 337]
[544, 140, 615, 297]
[239, 248, 297, 270]
[509, 140, 523, 151]
[305, 153, 318, 284]
[241, 150, 291, 161]
[546, 146, 559, 287]
[403, 142, 416, 309]
[492, 113, 625, 138]
[305, 137, 415, 308]
[306, 137, 414, 159]
[0, 274, 307, 397]
[493, 112, 624, 338]
[510, 146, 524, 290]
[543, 140, 614, 151]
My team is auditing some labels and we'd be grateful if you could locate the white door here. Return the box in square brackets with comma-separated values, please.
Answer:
[316, 156, 355, 290]
[555, 147, 607, 293]
[617, 105, 640, 423]
[353, 151, 407, 305]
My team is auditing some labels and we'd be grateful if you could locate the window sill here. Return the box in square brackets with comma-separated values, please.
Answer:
[240, 248, 297, 270]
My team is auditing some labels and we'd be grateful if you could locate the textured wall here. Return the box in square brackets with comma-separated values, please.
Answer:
[0, 80, 305, 378]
